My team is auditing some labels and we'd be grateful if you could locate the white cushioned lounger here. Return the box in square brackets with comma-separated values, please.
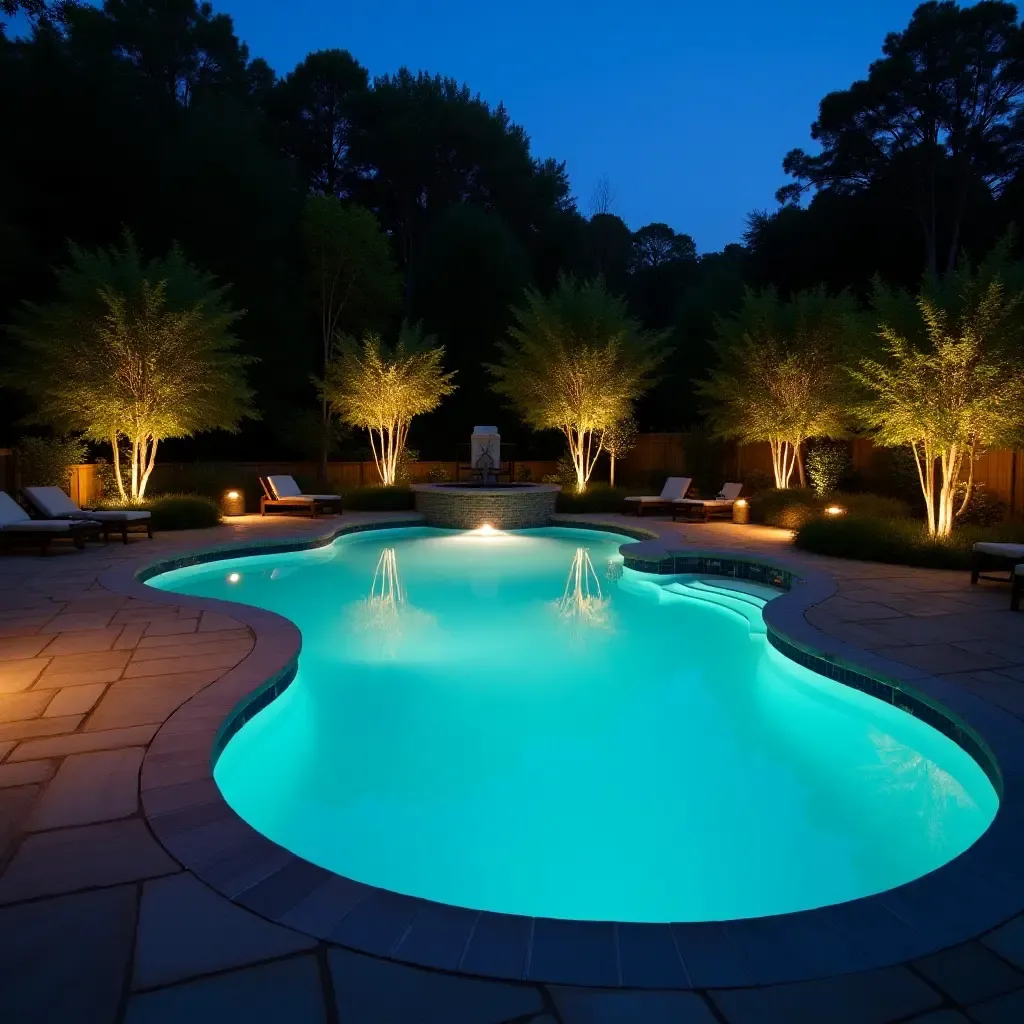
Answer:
[623, 477, 691, 506]
[973, 542, 1024, 558]
[24, 486, 151, 523]
[266, 475, 340, 502]
[0, 491, 100, 550]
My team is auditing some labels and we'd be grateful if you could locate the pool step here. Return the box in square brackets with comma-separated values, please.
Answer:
[660, 580, 767, 634]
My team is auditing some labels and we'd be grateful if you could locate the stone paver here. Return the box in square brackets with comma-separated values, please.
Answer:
[551, 987, 718, 1023]
[969, 987, 1024, 1023]
[913, 942, 1024, 1005]
[0, 511, 1023, 1023]
[43, 681, 107, 717]
[0, 818, 178, 901]
[24, 747, 144, 830]
[124, 955, 326, 1024]
[0, 886, 137, 1024]
[329, 948, 544, 1023]
[708, 966, 942, 1023]
[132, 873, 315, 988]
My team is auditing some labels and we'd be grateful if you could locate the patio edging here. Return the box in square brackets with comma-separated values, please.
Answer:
[95, 516, 1024, 991]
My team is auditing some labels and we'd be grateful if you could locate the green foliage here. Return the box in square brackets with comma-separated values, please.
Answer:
[341, 485, 415, 511]
[852, 251, 1024, 535]
[748, 487, 821, 529]
[541, 453, 579, 489]
[555, 484, 631, 513]
[16, 435, 87, 488]
[5, 232, 256, 501]
[491, 276, 666, 492]
[319, 324, 456, 485]
[272, 50, 368, 195]
[795, 516, 1024, 570]
[699, 287, 854, 487]
[954, 482, 1007, 526]
[426, 463, 450, 483]
[99, 494, 221, 531]
[749, 487, 909, 528]
[779, 0, 1024, 277]
[806, 439, 851, 497]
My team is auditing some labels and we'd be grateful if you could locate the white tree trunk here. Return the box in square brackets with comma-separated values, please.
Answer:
[111, 435, 127, 503]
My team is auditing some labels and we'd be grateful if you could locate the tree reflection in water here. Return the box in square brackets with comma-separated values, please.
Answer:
[348, 547, 434, 658]
[554, 547, 612, 638]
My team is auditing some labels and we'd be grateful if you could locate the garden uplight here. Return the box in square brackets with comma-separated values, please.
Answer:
[825, 505, 845, 516]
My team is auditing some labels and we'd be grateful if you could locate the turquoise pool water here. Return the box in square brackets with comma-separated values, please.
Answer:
[150, 527, 998, 922]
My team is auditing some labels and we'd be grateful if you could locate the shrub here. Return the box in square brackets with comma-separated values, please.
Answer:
[99, 493, 221, 530]
[954, 482, 1006, 527]
[748, 487, 821, 529]
[543, 453, 579, 490]
[16, 435, 87, 488]
[342, 485, 415, 511]
[556, 484, 630, 513]
[739, 470, 775, 495]
[806, 440, 851, 497]
[836, 492, 911, 519]
[516, 464, 533, 483]
[795, 515, 1024, 569]
[426, 463, 450, 483]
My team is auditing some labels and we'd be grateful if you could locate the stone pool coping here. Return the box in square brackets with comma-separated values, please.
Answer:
[95, 517, 1024, 991]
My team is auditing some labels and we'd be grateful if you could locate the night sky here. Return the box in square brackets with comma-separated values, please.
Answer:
[217, 0, 930, 252]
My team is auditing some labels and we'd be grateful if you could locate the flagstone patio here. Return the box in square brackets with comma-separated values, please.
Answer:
[1, 511, 1023, 1023]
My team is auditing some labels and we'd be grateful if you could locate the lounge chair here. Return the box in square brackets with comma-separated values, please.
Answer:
[259, 476, 342, 518]
[672, 482, 744, 522]
[622, 477, 692, 517]
[23, 486, 152, 544]
[970, 542, 1024, 585]
[0, 491, 102, 553]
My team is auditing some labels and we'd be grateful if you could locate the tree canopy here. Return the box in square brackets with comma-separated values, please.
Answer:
[490, 277, 665, 492]
[5, 233, 255, 499]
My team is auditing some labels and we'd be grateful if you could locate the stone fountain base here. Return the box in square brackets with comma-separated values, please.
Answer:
[410, 483, 560, 529]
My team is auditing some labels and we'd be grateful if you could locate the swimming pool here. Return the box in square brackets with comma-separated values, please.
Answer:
[149, 526, 997, 923]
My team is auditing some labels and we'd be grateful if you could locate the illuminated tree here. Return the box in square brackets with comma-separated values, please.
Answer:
[852, 255, 1024, 537]
[699, 288, 852, 489]
[490, 277, 664, 493]
[602, 411, 637, 488]
[319, 323, 456, 486]
[6, 234, 255, 501]
[301, 195, 399, 481]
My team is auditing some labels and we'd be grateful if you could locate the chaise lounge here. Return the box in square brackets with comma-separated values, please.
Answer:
[23, 486, 153, 544]
[259, 476, 343, 517]
[672, 482, 744, 522]
[970, 541, 1024, 585]
[623, 477, 692, 517]
[0, 491, 103, 553]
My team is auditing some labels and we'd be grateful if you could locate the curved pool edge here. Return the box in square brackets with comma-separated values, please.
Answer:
[96, 515, 1024, 991]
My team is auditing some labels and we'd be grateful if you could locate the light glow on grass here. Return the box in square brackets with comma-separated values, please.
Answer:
[825, 505, 845, 516]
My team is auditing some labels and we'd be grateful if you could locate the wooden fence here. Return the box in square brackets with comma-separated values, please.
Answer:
[66, 459, 560, 510]
[43, 439, 1024, 519]
[619, 434, 1024, 517]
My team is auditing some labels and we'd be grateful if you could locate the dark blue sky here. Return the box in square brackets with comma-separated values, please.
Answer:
[221, 3, 938, 251]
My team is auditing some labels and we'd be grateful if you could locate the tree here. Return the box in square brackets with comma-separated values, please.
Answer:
[5, 233, 255, 500]
[302, 196, 399, 479]
[779, 1, 1024, 277]
[490, 277, 665, 493]
[345, 69, 570, 269]
[602, 411, 637, 488]
[852, 251, 1024, 536]
[319, 323, 456, 486]
[699, 288, 853, 489]
[269, 49, 367, 196]
[630, 223, 697, 272]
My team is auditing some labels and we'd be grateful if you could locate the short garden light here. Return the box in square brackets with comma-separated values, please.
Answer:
[221, 489, 245, 517]
[825, 505, 845, 516]
[732, 498, 750, 525]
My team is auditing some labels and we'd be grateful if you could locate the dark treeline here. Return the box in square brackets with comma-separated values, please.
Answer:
[3, 0, 1024, 460]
